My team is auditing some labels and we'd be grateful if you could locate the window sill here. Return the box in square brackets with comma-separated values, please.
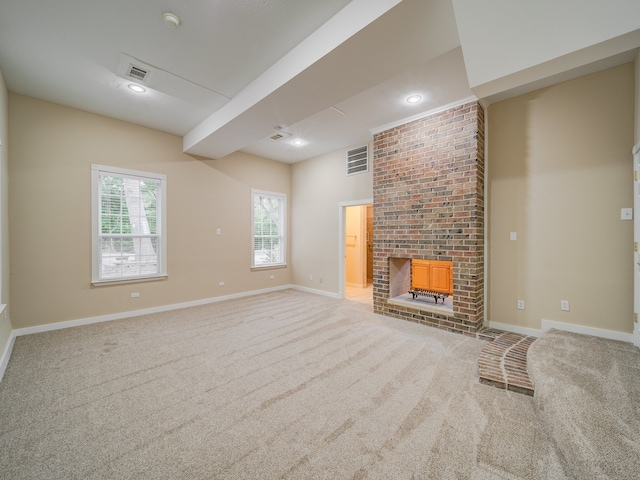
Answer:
[91, 275, 168, 287]
[251, 264, 288, 271]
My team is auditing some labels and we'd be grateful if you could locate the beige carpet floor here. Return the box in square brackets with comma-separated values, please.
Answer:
[0, 290, 570, 479]
[528, 329, 640, 479]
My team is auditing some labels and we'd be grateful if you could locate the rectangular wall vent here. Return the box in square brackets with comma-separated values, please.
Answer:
[347, 145, 369, 175]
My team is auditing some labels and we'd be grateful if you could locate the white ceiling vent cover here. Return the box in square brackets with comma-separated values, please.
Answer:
[347, 145, 369, 175]
[115, 54, 155, 85]
[269, 129, 292, 141]
[126, 64, 149, 82]
[115, 53, 229, 109]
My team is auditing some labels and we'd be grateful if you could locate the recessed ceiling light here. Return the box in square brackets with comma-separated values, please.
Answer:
[163, 12, 181, 28]
[128, 84, 146, 93]
[406, 94, 422, 104]
[291, 139, 305, 146]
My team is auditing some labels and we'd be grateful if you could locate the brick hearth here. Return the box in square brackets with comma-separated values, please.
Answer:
[478, 332, 536, 396]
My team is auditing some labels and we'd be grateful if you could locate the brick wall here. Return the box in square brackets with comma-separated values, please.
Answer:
[373, 101, 485, 336]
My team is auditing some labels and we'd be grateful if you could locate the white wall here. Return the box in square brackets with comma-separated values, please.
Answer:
[488, 63, 634, 335]
[636, 49, 640, 145]
[8, 94, 291, 329]
[291, 144, 372, 295]
[454, 0, 640, 90]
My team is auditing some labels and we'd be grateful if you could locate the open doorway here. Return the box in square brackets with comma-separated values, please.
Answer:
[344, 204, 373, 305]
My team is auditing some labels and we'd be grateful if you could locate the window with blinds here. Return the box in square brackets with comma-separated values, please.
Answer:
[91, 164, 167, 284]
[252, 189, 286, 268]
[347, 145, 369, 175]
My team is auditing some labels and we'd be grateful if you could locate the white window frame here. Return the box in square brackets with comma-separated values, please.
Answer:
[251, 189, 287, 269]
[91, 164, 167, 285]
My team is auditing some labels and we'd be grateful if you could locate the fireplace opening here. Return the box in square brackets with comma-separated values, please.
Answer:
[388, 258, 454, 315]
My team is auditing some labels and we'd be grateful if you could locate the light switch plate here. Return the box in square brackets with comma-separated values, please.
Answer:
[621, 208, 633, 220]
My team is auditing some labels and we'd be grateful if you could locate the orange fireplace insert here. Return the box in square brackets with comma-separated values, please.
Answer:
[410, 259, 453, 303]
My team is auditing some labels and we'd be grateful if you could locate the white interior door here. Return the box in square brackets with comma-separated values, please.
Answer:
[633, 141, 640, 348]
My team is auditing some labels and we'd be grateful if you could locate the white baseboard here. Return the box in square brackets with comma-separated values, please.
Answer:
[487, 321, 542, 338]
[0, 331, 16, 383]
[1, 285, 345, 382]
[0, 303, 14, 382]
[541, 319, 634, 343]
[487, 319, 634, 343]
[290, 285, 341, 299]
[5, 285, 334, 382]
[12, 285, 293, 337]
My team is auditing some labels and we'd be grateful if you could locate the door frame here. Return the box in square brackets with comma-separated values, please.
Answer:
[338, 198, 373, 299]
[633, 142, 640, 348]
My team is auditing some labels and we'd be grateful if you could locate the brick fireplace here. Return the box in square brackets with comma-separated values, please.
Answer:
[373, 101, 485, 336]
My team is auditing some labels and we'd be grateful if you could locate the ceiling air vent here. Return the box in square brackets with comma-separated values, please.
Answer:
[126, 64, 149, 82]
[347, 145, 369, 176]
[269, 128, 292, 141]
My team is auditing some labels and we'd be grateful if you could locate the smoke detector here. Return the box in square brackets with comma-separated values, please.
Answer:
[163, 12, 181, 28]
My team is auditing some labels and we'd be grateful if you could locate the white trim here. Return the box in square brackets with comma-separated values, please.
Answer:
[483, 107, 489, 331]
[91, 164, 167, 181]
[339, 206, 345, 299]
[370, 96, 478, 135]
[488, 318, 635, 343]
[0, 138, 3, 302]
[0, 303, 13, 382]
[339, 199, 373, 208]
[338, 199, 373, 299]
[91, 274, 168, 287]
[487, 321, 542, 338]
[0, 331, 16, 383]
[250, 264, 288, 272]
[3, 285, 350, 382]
[251, 189, 287, 269]
[289, 285, 341, 299]
[7, 293, 630, 354]
[92, 164, 167, 284]
[633, 142, 640, 348]
[12, 285, 292, 337]
[541, 319, 634, 344]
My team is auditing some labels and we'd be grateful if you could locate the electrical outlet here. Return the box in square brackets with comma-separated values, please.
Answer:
[517, 300, 524, 310]
[216, 228, 221, 235]
[219, 281, 225, 286]
[560, 300, 570, 311]
[310, 275, 313, 281]
[131, 292, 139, 298]
[270, 275, 275, 279]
